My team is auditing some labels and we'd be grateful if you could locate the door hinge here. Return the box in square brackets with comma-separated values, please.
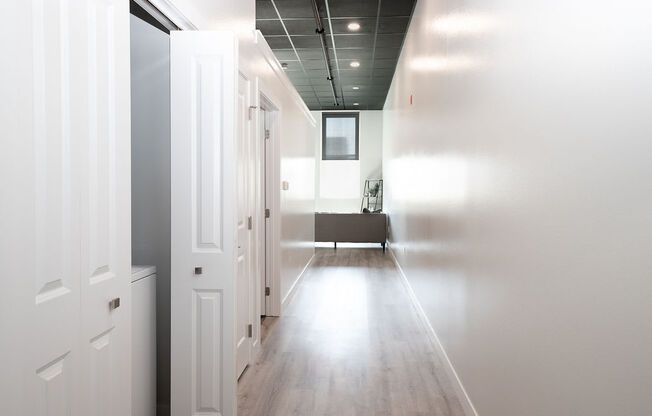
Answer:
[248, 105, 258, 120]
[247, 216, 252, 230]
[264, 129, 270, 140]
[265, 208, 270, 218]
[265, 287, 270, 296]
[247, 324, 253, 338]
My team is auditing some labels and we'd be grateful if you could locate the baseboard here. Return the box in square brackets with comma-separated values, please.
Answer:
[281, 253, 315, 312]
[387, 246, 479, 416]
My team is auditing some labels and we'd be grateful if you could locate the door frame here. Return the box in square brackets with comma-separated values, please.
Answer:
[236, 68, 256, 377]
[259, 93, 281, 318]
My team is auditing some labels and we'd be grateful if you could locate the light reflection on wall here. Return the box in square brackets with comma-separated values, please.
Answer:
[282, 157, 316, 200]
[319, 160, 361, 199]
[409, 55, 478, 72]
[431, 12, 498, 36]
[388, 154, 469, 209]
[409, 11, 499, 73]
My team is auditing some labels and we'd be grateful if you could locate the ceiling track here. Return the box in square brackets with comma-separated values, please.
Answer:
[310, 0, 339, 106]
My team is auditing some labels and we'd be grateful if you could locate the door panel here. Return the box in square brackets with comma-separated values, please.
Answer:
[171, 31, 238, 416]
[0, 0, 131, 415]
[80, 1, 131, 414]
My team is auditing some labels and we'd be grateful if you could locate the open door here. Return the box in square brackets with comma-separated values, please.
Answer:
[170, 31, 238, 416]
[0, 1, 131, 415]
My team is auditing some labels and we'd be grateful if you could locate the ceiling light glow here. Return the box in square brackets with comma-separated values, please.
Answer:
[350, 61, 360, 68]
[347, 22, 361, 31]
[353, 103, 359, 106]
[352, 86, 360, 90]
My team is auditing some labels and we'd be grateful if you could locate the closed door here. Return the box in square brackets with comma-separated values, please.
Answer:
[0, 1, 131, 415]
[170, 31, 238, 416]
[236, 71, 254, 378]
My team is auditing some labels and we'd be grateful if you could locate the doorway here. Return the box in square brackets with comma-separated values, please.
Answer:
[129, 3, 172, 415]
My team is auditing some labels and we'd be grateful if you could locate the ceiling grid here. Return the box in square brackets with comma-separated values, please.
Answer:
[257, 0, 417, 110]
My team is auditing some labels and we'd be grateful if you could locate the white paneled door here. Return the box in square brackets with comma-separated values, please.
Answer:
[0, 1, 131, 416]
[236, 71, 254, 379]
[170, 31, 238, 416]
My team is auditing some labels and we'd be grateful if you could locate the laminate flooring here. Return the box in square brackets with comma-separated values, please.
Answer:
[237, 247, 466, 416]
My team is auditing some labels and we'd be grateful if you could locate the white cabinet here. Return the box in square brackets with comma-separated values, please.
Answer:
[131, 266, 157, 416]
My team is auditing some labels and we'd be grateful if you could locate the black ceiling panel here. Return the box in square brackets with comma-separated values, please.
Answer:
[283, 19, 319, 35]
[256, 0, 278, 19]
[326, 0, 379, 18]
[379, 0, 415, 17]
[265, 36, 293, 49]
[327, 34, 374, 49]
[373, 47, 401, 59]
[335, 49, 373, 59]
[256, 19, 285, 36]
[271, 49, 299, 60]
[272, 0, 315, 18]
[296, 49, 326, 60]
[378, 16, 410, 33]
[257, 0, 416, 110]
[291, 35, 323, 49]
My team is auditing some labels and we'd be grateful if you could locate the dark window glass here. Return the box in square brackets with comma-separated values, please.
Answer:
[322, 113, 359, 160]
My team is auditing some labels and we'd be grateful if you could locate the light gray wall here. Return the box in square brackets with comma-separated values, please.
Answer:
[129, 15, 171, 416]
[383, 0, 652, 415]
[313, 110, 383, 213]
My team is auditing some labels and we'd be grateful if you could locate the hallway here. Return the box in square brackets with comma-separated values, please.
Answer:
[238, 247, 465, 416]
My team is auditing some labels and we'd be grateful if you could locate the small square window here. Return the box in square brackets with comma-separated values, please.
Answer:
[322, 113, 359, 160]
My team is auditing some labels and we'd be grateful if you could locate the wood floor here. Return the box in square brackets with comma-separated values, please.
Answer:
[238, 247, 466, 416]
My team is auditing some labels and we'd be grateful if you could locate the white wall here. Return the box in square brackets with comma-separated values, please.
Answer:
[383, 1, 652, 415]
[313, 110, 383, 212]
[129, 15, 171, 416]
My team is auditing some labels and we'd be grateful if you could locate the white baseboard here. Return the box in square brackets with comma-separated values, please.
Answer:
[281, 253, 315, 312]
[387, 246, 479, 416]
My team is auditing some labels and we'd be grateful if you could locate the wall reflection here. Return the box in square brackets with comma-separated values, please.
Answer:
[431, 12, 498, 37]
[387, 154, 468, 208]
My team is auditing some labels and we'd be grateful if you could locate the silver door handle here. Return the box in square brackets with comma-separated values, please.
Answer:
[109, 297, 120, 310]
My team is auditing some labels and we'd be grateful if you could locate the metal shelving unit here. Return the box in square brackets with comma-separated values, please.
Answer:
[361, 179, 383, 212]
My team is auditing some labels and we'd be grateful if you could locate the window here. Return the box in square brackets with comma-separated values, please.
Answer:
[322, 113, 359, 160]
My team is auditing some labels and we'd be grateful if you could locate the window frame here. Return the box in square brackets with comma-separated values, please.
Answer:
[321, 112, 360, 161]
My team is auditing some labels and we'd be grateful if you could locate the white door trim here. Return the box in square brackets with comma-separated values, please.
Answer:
[235, 69, 254, 378]
[144, 0, 198, 30]
[259, 94, 281, 317]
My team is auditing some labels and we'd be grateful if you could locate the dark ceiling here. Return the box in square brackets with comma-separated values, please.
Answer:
[256, 0, 417, 110]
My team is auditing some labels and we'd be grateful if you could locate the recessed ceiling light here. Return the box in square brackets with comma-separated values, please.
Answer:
[350, 61, 360, 68]
[347, 22, 361, 31]
[353, 103, 359, 106]
[281, 62, 288, 70]
[352, 86, 360, 90]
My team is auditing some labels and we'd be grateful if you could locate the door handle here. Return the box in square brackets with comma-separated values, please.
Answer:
[109, 297, 120, 310]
